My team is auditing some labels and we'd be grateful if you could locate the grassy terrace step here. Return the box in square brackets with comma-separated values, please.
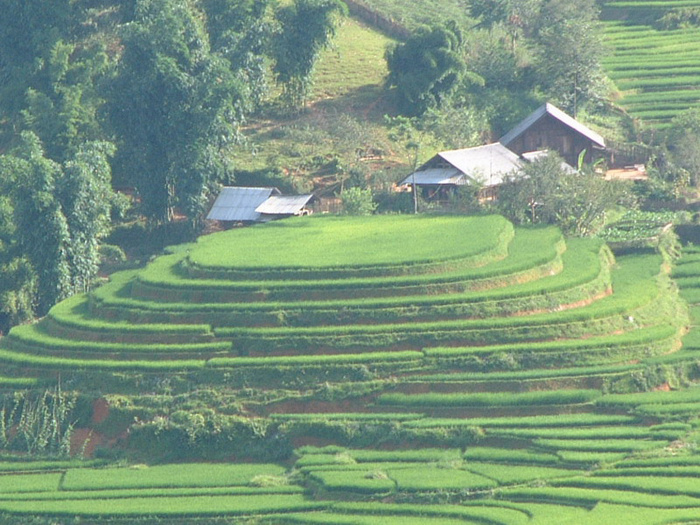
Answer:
[0, 322, 678, 375]
[1, 323, 232, 360]
[94, 238, 606, 328]
[122, 226, 564, 305]
[214, 253, 673, 353]
[183, 215, 514, 280]
[406, 413, 641, 429]
[420, 324, 679, 369]
[487, 426, 684, 441]
[376, 389, 602, 408]
[45, 294, 215, 343]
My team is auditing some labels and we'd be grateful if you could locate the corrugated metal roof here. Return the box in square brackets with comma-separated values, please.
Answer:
[403, 144, 522, 188]
[255, 194, 314, 215]
[438, 143, 523, 186]
[499, 102, 606, 149]
[399, 167, 468, 186]
[206, 187, 280, 221]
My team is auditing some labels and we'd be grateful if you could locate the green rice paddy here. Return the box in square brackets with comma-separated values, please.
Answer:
[0, 213, 698, 523]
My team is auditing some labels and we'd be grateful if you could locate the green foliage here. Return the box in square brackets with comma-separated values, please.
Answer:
[385, 23, 469, 116]
[108, 0, 245, 224]
[272, 0, 347, 109]
[497, 152, 633, 235]
[0, 386, 76, 458]
[340, 187, 377, 215]
[531, 0, 607, 113]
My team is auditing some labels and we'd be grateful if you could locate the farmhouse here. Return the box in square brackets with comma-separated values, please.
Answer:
[401, 103, 604, 201]
[500, 102, 606, 167]
[399, 142, 524, 201]
[206, 186, 314, 223]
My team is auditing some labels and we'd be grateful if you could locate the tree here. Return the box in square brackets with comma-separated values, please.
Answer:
[386, 23, 468, 117]
[10, 133, 72, 315]
[340, 187, 377, 215]
[497, 152, 631, 236]
[108, 0, 245, 224]
[58, 142, 116, 293]
[666, 108, 700, 186]
[201, 0, 274, 109]
[21, 40, 110, 162]
[468, 0, 542, 47]
[0, 0, 75, 116]
[273, 0, 347, 110]
[531, 0, 607, 115]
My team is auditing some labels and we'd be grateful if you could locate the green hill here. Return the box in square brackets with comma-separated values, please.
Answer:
[0, 214, 698, 523]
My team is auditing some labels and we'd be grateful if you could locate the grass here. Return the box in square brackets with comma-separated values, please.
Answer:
[376, 389, 602, 408]
[187, 214, 512, 273]
[601, 14, 700, 126]
[61, 463, 287, 491]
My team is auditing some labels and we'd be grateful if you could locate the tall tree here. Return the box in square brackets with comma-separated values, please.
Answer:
[58, 142, 116, 293]
[273, 0, 347, 110]
[108, 0, 245, 224]
[531, 0, 607, 115]
[10, 133, 72, 315]
[22, 40, 110, 162]
[386, 23, 469, 117]
[201, 0, 274, 109]
[0, 0, 75, 115]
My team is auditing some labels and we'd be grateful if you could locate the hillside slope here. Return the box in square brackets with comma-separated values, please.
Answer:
[0, 215, 697, 522]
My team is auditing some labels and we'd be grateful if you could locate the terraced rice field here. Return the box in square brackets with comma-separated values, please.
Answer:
[602, 0, 700, 127]
[1, 214, 700, 522]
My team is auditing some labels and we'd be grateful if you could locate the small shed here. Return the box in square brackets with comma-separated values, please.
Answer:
[500, 103, 606, 167]
[255, 194, 315, 220]
[206, 187, 281, 222]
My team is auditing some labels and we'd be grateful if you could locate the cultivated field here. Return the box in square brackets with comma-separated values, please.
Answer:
[0, 214, 698, 522]
[601, 0, 700, 127]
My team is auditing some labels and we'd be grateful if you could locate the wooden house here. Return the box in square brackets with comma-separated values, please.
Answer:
[499, 102, 606, 167]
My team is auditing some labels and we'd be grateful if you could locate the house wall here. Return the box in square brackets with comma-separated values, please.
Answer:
[505, 115, 601, 167]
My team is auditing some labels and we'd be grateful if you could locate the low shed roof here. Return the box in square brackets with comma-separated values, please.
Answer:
[402, 143, 522, 188]
[255, 194, 314, 215]
[399, 167, 468, 186]
[206, 187, 281, 222]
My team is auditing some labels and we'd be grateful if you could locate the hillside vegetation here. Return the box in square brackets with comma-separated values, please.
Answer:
[0, 214, 698, 522]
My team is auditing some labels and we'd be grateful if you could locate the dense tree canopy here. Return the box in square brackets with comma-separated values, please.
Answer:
[497, 153, 631, 236]
[272, 0, 347, 110]
[386, 24, 468, 116]
[108, 0, 245, 224]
